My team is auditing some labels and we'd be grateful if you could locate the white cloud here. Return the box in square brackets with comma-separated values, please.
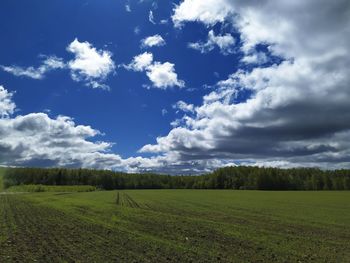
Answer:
[0, 86, 223, 174]
[0, 56, 65, 79]
[188, 30, 235, 55]
[170, 118, 182, 127]
[0, 86, 15, 118]
[1, 65, 43, 79]
[141, 34, 166, 48]
[1, 40, 115, 90]
[122, 153, 233, 174]
[43, 56, 66, 69]
[173, 100, 194, 113]
[146, 62, 185, 89]
[136, 0, 350, 171]
[149, 10, 156, 24]
[241, 51, 268, 65]
[125, 52, 184, 89]
[0, 112, 124, 169]
[2, 1, 349, 173]
[67, 39, 115, 89]
[125, 4, 131, 12]
[0, 86, 125, 169]
[172, 0, 232, 27]
[124, 52, 153, 72]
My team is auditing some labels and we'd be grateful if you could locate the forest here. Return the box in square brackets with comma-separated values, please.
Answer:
[3, 166, 350, 190]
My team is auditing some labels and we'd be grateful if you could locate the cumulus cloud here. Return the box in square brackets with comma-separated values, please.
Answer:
[146, 62, 185, 89]
[141, 34, 166, 48]
[0, 86, 126, 169]
[0, 85, 220, 174]
[125, 52, 184, 89]
[67, 39, 116, 89]
[124, 52, 153, 72]
[137, 0, 350, 171]
[0, 56, 65, 79]
[188, 30, 235, 55]
[172, 0, 232, 27]
[0, 86, 16, 118]
[2, 1, 349, 174]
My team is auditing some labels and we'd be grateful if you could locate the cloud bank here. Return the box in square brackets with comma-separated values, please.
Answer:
[138, 0, 350, 171]
[1, 1, 350, 174]
[0, 85, 210, 174]
[0, 86, 122, 168]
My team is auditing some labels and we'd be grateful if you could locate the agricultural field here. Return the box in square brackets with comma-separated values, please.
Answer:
[0, 190, 350, 262]
[6, 184, 96, 193]
[0, 167, 6, 191]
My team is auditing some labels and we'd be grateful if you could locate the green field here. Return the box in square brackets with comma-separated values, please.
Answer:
[1, 190, 349, 262]
[0, 167, 6, 191]
[6, 184, 96, 193]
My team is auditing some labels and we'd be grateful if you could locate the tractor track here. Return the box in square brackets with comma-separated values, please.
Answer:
[116, 192, 143, 208]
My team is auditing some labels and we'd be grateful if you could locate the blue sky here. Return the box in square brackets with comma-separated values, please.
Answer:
[0, 0, 349, 173]
[0, 0, 239, 157]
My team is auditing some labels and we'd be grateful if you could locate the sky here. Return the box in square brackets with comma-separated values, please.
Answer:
[0, 0, 350, 174]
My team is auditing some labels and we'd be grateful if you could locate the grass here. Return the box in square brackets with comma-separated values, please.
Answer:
[0, 177, 3, 192]
[6, 184, 96, 193]
[0, 167, 7, 191]
[1, 190, 349, 262]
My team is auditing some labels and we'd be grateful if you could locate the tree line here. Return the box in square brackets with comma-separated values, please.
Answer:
[3, 166, 350, 190]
